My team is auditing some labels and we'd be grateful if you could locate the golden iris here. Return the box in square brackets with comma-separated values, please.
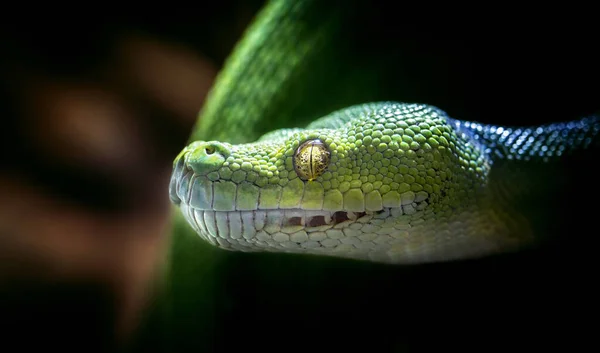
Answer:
[293, 139, 330, 181]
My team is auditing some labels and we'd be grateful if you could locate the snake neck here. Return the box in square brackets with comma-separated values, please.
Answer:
[454, 115, 600, 244]
[450, 116, 599, 162]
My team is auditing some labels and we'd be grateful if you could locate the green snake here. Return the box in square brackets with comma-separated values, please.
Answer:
[169, 0, 599, 265]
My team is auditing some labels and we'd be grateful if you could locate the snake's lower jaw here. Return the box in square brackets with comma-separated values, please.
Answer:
[179, 206, 380, 250]
[177, 204, 413, 260]
[172, 169, 509, 264]
[177, 203, 516, 264]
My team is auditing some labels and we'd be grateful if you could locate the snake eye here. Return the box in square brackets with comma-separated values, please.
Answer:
[293, 139, 330, 181]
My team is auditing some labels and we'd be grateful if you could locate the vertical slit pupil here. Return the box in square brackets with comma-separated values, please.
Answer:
[308, 143, 314, 179]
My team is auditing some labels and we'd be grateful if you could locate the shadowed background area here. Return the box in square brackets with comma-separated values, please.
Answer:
[0, 2, 264, 351]
[1, 2, 599, 352]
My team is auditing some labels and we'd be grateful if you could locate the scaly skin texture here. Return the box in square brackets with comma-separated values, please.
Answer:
[170, 102, 599, 264]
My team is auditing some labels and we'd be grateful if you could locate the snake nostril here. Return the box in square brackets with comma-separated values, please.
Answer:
[185, 141, 230, 175]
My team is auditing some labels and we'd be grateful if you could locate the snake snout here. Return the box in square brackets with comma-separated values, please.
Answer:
[186, 141, 230, 175]
[169, 141, 232, 206]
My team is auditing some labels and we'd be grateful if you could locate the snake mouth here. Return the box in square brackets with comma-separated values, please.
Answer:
[177, 204, 396, 252]
[182, 206, 378, 237]
[287, 210, 370, 227]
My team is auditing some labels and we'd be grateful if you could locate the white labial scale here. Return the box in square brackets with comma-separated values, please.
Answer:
[254, 210, 266, 230]
[179, 204, 196, 232]
[192, 209, 208, 235]
[264, 210, 284, 234]
[185, 206, 213, 244]
[228, 211, 243, 239]
[215, 212, 230, 239]
[203, 211, 218, 238]
[194, 209, 218, 246]
[241, 211, 257, 239]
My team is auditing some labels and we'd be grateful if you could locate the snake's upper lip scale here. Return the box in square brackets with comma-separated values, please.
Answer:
[169, 155, 186, 205]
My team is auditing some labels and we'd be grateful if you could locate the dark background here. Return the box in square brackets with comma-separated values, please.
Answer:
[1, 2, 598, 352]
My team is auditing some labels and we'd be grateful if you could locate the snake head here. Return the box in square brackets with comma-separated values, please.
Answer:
[169, 103, 496, 264]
